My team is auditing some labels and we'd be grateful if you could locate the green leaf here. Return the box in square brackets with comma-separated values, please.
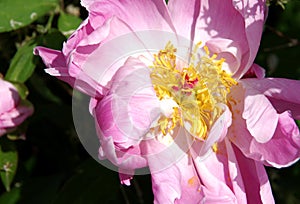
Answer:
[0, 138, 18, 192]
[38, 29, 66, 50]
[0, 187, 21, 204]
[0, 0, 59, 33]
[5, 39, 37, 83]
[58, 12, 82, 37]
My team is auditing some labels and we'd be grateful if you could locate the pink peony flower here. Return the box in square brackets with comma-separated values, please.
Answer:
[34, 0, 300, 203]
[0, 78, 33, 137]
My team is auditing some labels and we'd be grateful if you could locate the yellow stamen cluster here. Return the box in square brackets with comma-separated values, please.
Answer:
[150, 42, 237, 140]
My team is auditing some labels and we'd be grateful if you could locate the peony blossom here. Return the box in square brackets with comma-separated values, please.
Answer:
[34, 0, 300, 203]
[0, 78, 33, 137]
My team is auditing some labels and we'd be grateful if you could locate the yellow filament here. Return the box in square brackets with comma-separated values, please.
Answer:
[150, 42, 237, 140]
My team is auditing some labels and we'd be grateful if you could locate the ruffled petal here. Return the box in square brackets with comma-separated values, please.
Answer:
[0, 104, 33, 128]
[94, 57, 160, 147]
[228, 85, 300, 168]
[97, 132, 147, 170]
[0, 80, 33, 136]
[93, 57, 161, 171]
[205, 38, 242, 75]
[242, 78, 300, 120]
[241, 81, 278, 143]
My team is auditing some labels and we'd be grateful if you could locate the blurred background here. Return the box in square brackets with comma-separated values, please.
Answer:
[0, 0, 299, 203]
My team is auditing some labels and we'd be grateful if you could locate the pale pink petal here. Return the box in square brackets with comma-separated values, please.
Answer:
[251, 111, 300, 168]
[193, 0, 249, 76]
[82, 0, 175, 32]
[79, 17, 156, 92]
[100, 57, 160, 145]
[194, 154, 238, 203]
[224, 140, 247, 204]
[97, 133, 147, 170]
[0, 80, 33, 136]
[167, 0, 200, 40]
[242, 78, 300, 119]
[0, 105, 33, 128]
[34, 45, 107, 98]
[233, 0, 267, 78]
[233, 143, 274, 204]
[0, 79, 19, 113]
[93, 57, 160, 170]
[193, 104, 232, 158]
[205, 38, 242, 75]
[150, 153, 204, 204]
[228, 85, 300, 168]
[241, 81, 278, 143]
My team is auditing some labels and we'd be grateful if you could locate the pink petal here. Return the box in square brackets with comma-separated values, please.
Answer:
[241, 81, 278, 143]
[82, 0, 175, 32]
[233, 143, 274, 204]
[150, 153, 204, 204]
[0, 79, 33, 136]
[79, 17, 152, 91]
[93, 57, 160, 171]
[228, 85, 300, 168]
[243, 78, 300, 119]
[0, 79, 19, 113]
[97, 133, 147, 170]
[167, 0, 200, 40]
[0, 104, 33, 128]
[119, 173, 133, 186]
[193, 0, 249, 76]
[242, 63, 266, 79]
[193, 104, 232, 158]
[97, 57, 160, 145]
[233, 0, 267, 78]
[33, 47, 66, 67]
[33, 47, 77, 87]
[205, 38, 242, 76]
[62, 18, 94, 56]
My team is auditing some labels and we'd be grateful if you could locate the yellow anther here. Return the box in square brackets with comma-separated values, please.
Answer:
[150, 42, 237, 140]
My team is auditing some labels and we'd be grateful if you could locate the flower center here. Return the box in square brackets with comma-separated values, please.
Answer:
[150, 42, 237, 140]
